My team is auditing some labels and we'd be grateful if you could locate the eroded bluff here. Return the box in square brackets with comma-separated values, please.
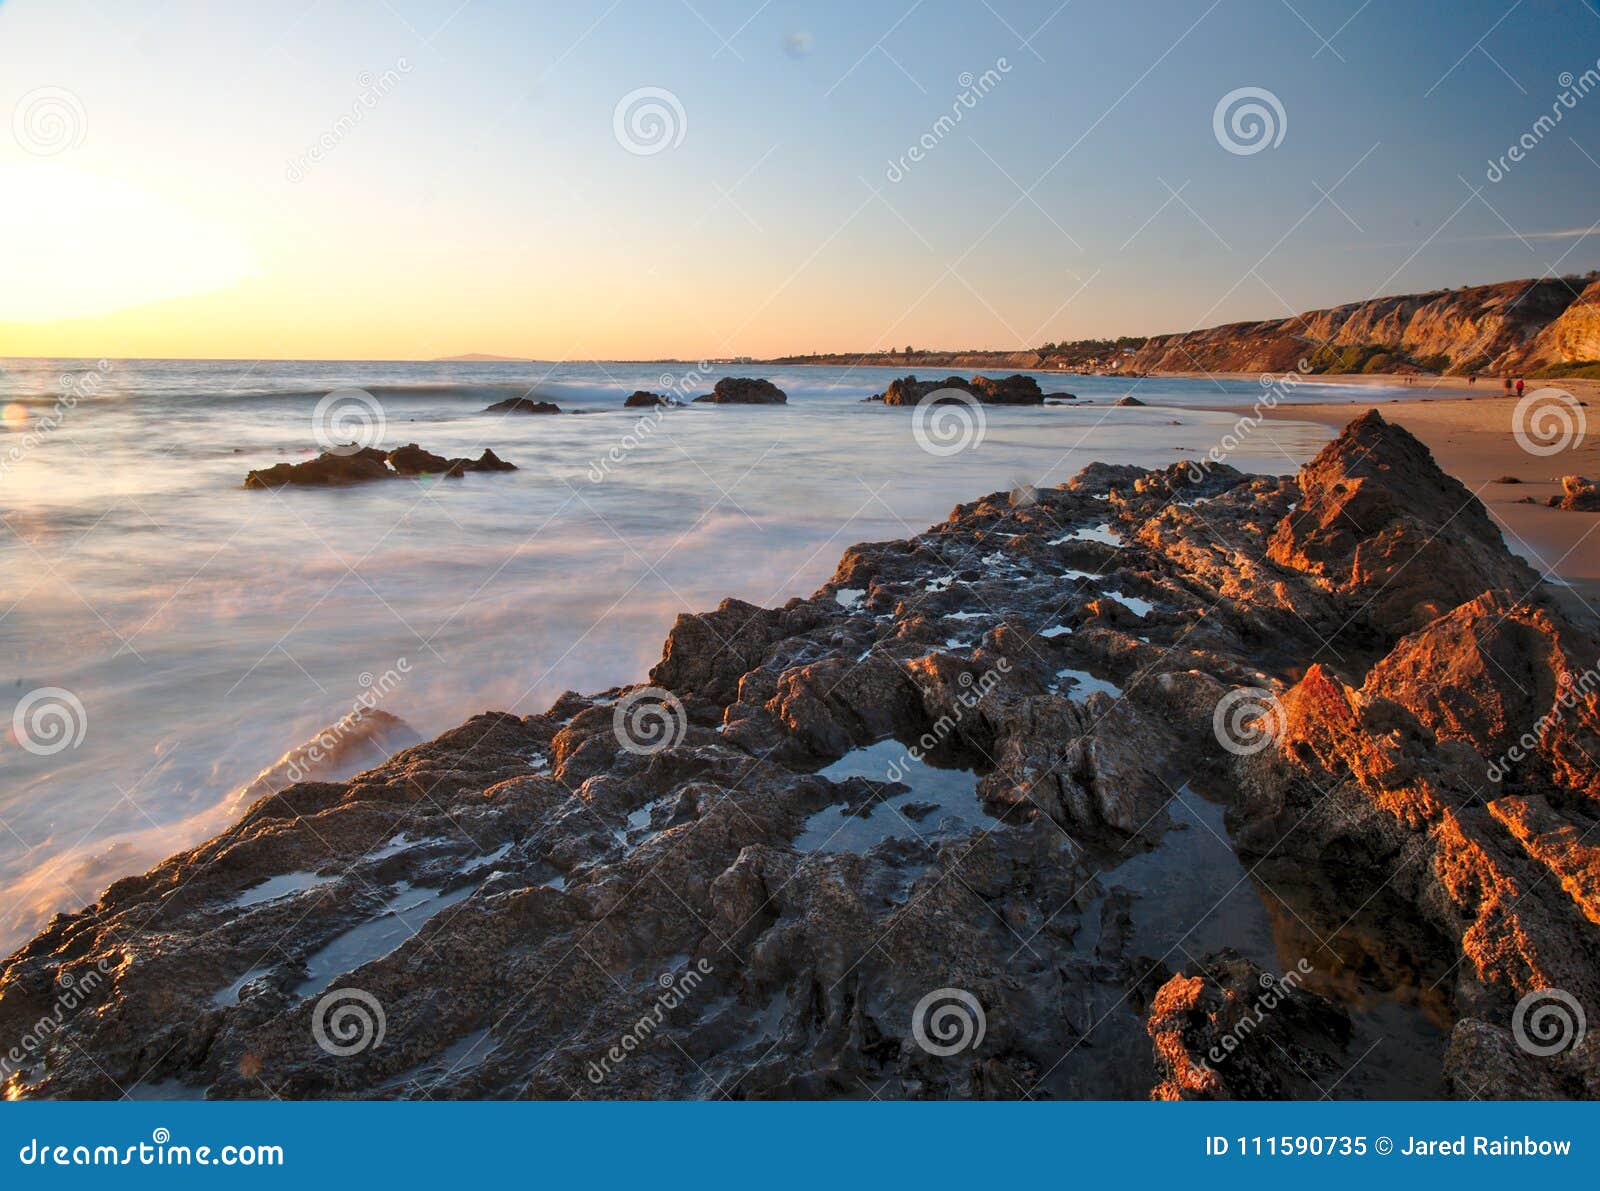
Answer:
[3, 412, 1596, 1101]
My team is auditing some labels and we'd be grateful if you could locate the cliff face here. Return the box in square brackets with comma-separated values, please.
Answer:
[1130, 277, 1595, 375]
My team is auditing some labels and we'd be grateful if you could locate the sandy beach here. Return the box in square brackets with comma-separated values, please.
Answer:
[1241, 389, 1600, 609]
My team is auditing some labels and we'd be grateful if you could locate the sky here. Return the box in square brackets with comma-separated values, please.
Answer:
[1, 0, 1598, 360]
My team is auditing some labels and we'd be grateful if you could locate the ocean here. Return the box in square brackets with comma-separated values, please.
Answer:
[0, 357, 1375, 950]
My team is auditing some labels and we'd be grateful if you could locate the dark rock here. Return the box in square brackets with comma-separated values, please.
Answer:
[691, 377, 787, 405]
[485, 397, 561, 414]
[244, 449, 392, 489]
[624, 391, 672, 408]
[1147, 950, 1353, 1099]
[1114, 395, 1146, 407]
[387, 443, 456, 475]
[878, 374, 1043, 406]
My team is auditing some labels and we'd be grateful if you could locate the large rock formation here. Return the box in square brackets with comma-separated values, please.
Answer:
[877, 374, 1044, 406]
[9, 411, 1599, 1101]
[245, 445, 517, 488]
[692, 378, 787, 405]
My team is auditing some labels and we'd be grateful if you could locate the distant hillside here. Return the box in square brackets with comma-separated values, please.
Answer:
[1128, 275, 1600, 377]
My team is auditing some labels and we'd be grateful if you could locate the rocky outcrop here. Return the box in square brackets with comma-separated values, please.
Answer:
[624, 391, 672, 408]
[692, 378, 787, 405]
[14, 412, 1600, 1101]
[876, 374, 1043, 406]
[1549, 475, 1600, 512]
[244, 447, 393, 488]
[245, 445, 517, 488]
[1129, 277, 1596, 375]
[1267, 410, 1540, 640]
[484, 397, 561, 414]
[1147, 951, 1352, 1100]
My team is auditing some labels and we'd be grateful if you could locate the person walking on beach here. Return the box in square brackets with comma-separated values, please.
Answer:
[1516, 377, 1525, 397]
[1503, 376, 1513, 396]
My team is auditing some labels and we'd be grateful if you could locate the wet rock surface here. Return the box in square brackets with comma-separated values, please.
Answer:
[11, 411, 1599, 1101]
[483, 397, 561, 414]
[876, 374, 1044, 406]
[692, 377, 787, 405]
[245, 445, 518, 488]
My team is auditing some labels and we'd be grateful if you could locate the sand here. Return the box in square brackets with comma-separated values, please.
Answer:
[1234, 392, 1600, 614]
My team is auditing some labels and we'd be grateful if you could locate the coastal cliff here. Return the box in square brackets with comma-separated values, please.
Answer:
[3, 414, 1597, 1101]
[1128, 277, 1598, 376]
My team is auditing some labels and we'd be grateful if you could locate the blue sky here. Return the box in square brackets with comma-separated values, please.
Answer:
[1, 0, 1597, 357]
